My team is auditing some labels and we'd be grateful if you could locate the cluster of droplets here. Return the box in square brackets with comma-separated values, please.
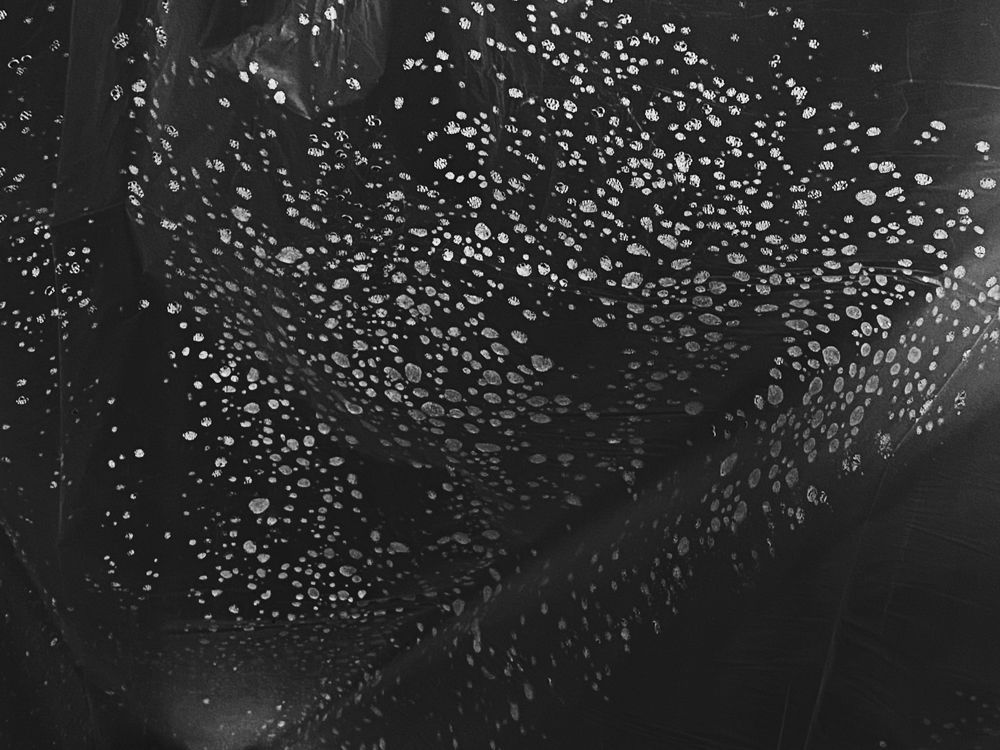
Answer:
[112, 0, 1000, 736]
[4, 0, 1000, 746]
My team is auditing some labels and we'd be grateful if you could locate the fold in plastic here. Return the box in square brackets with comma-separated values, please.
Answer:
[208, 0, 392, 118]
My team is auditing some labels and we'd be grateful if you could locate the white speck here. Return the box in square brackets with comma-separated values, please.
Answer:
[530, 354, 553, 372]
[720, 452, 738, 477]
[855, 189, 877, 206]
[621, 271, 643, 289]
[277, 246, 302, 263]
[767, 384, 784, 405]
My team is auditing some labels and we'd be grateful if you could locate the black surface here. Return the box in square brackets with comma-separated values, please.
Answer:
[4, 1, 1000, 748]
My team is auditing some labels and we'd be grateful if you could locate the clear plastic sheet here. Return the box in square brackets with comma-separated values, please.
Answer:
[3, 1, 1000, 748]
